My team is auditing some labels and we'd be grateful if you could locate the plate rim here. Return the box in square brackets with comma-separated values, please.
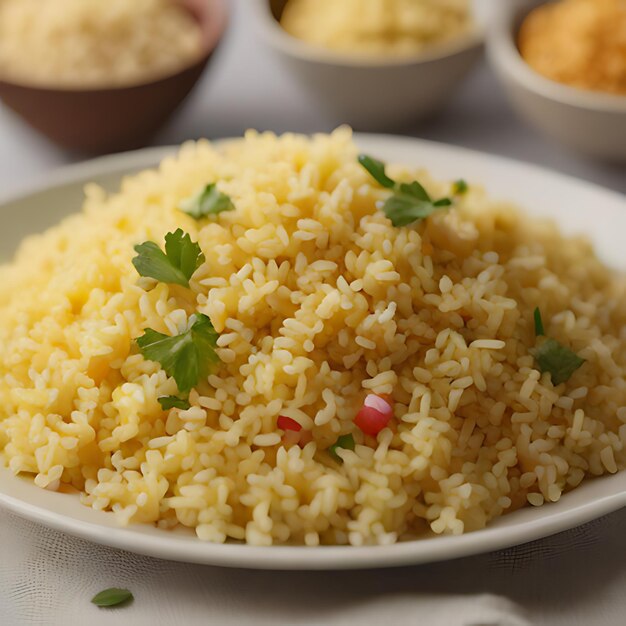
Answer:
[0, 467, 624, 570]
[0, 133, 624, 570]
[1, 133, 625, 210]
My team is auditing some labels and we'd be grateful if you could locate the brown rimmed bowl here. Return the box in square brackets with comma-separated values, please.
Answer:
[0, 0, 229, 154]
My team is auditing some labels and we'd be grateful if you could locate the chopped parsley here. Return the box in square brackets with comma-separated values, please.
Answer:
[91, 588, 133, 608]
[158, 396, 191, 411]
[179, 183, 235, 220]
[453, 179, 469, 195]
[357, 155, 396, 189]
[137, 313, 219, 394]
[358, 154, 453, 227]
[533, 306, 545, 337]
[531, 308, 585, 386]
[132, 229, 204, 288]
[328, 434, 356, 463]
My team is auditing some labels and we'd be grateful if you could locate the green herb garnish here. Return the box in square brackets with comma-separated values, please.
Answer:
[383, 188, 452, 227]
[533, 339, 586, 386]
[91, 588, 133, 608]
[328, 434, 356, 463]
[358, 154, 453, 227]
[531, 308, 585, 386]
[533, 306, 545, 337]
[158, 396, 191, 411]
[137, 313, 219, 394]
[132, 229, 204, 288]
[453, 179, 468, 195]
[179, 183, 235, 220]
[357, 155, 396, 189]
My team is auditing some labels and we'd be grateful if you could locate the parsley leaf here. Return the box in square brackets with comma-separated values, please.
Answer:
[132, 229, 205, 288]
[179, 183, 235, 220]
[328, 434, 356, 463]
[532, 338, 586, 386]
[137, 313, 220, 393]
[358, 155, 396, 188]
[530, 308, 585, 385]
[358, 153, 452, 227]
[158, 396, 191, 411]
[91, 588, 133, 608]
[385, 189, 452, 227]
[453, 179, 469, 195]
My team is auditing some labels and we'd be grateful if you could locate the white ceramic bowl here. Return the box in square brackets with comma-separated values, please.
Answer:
[488, 0, 626, 162]
[250, 0, 492, 131]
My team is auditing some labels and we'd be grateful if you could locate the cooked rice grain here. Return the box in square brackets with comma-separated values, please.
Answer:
[0, 128, 625, 545]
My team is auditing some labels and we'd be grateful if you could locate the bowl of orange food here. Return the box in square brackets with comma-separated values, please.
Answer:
[488, 0, 626, 162]
[0, 0, 228, 153]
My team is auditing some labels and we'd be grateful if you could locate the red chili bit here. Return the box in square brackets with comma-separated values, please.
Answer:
[277, 415, 302, 432]
[354, 394, 393, 437]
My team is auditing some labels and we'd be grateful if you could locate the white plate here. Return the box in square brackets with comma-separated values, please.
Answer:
[0, 135, 624, 570]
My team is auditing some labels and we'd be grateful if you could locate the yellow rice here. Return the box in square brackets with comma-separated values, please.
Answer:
[281, 0, 473, 57]
[0, 128, 624, 546]
[0, 0, 203, 87]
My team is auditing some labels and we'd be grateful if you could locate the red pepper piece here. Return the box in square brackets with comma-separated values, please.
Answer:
[277, 415, 302, 432]
[354, 406, 392, 436]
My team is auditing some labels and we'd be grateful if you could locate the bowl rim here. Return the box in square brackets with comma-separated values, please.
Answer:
[251, 0, 485, 68]
[487, 0, 626, 113]
[0, 0, 229, 93]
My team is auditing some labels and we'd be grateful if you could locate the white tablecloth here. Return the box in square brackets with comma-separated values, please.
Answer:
[0, 1, 624, 624]
[1, 508, 625, 626]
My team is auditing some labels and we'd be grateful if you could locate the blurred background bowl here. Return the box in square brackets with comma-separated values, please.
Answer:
[0, 0, 228, 154]
[488, 0, 626, 163]
[252, 0, 492, 131]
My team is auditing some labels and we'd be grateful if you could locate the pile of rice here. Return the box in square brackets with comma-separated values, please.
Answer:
[0, 0, 203, 87]
[0, 129, 624, 546]
[280, 0, 473, 57]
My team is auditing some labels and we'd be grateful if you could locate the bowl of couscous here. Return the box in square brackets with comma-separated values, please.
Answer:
[251, 0, 493, 130]
[488, 0, 626, 162]
[0, 0, 229, 153]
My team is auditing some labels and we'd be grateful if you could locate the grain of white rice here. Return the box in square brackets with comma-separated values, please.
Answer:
[469, 339, 506, 350]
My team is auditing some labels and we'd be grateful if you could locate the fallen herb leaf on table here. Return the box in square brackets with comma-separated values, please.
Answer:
[91, 588, 133, 608]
